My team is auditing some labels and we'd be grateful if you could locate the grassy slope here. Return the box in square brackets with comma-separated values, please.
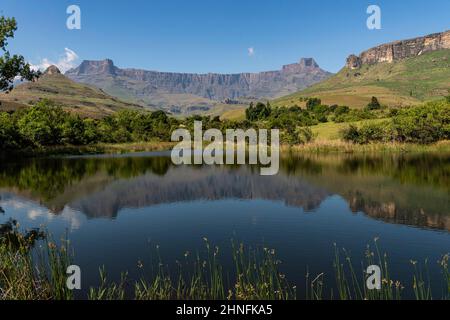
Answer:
[274, 50, 450, 108]
[310, 118, 388, 140]
[0, 73, 143, 118]
[220, 107, 246, 121]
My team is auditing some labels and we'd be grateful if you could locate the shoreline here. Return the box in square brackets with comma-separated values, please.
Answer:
[1, 139, 449, 158]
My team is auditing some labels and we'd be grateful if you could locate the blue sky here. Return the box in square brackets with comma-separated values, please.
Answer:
[1, 0, 449, 73]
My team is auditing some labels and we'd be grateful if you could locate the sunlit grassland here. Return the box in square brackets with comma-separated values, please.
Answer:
[283, 140, 450, 154]
[309, 119, 388, 141]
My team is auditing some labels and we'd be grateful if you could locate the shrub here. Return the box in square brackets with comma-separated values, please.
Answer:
[0, 112, 19, 149]
[306, 98, 321, 110]
[245, 102, 271, 121]
[365, 96, 381, 111]
[358, 122, 386, 143]
[17, 101, 65, 146]
[341, 125, 360, 143]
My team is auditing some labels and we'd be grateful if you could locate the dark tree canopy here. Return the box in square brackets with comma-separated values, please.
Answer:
[0, 16, 40, 92]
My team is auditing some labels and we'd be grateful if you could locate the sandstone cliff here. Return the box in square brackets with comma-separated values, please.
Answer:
[66, 58, 332, 111]
[346, 30, 450, 69]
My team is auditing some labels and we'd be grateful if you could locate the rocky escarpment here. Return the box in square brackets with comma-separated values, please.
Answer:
[66, 58, 332, 106]
[346, 30, 450, 69]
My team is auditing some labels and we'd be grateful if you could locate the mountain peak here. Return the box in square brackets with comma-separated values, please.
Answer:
[282, 58, 322, 74]
[44, 65, 61, 75]
[299, 58, 319, 68]
[67, 59, 117, 76]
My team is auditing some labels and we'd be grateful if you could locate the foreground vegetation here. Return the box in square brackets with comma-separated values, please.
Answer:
[1, 96, 449, 155]
[0, 224, 448, 300]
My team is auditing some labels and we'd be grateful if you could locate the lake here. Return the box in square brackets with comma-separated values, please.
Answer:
[0, 151, 449, 299]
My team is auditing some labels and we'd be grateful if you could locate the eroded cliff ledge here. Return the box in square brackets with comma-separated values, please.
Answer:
[346, 30, 450, 69]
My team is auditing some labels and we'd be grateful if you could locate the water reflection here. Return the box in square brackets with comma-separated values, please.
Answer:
[0, 152, 449, 231]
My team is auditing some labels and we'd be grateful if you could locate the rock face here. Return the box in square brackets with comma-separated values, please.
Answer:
[346, 30, 450, 69]
[44, 65, 61, 75]
[66, 58, 332, 105]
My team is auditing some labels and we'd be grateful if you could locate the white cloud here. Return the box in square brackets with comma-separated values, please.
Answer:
[248, 47, 255, 57]
[31, 48, 79, 73]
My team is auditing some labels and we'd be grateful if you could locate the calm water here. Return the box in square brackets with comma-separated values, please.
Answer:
[0, 152, 449, 298]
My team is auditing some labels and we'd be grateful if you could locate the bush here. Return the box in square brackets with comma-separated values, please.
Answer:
[365, 96, 381, 111]
[341, 125, 360, 143]
[245, 102, 271, 121]
[358, 123, 386, 143]
[62, 115, 86, 145]
[340, 100, 449, 144]
[17, 101, 65, 146]
[0, 112, 19, 149]
[282, 126, 314, 145]
[389, 100, 449, 143]
[306, 98, 321, 110]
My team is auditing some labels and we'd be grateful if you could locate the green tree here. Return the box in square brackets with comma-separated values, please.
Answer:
[0, 16, 40, 92]
[62, 115, 86, 145]
[365, 96, 381, 111]
[0, 112, 19, 149]
[82, 118, 99, 144]
[17, 100, 65, 146]
[306, 98, 321, 110]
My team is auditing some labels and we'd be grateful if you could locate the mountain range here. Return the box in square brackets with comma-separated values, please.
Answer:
[1, 30, 448, 118]
[65, 58, 332, 115]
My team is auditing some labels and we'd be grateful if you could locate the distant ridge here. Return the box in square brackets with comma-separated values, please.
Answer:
[65, 58, 332, 114]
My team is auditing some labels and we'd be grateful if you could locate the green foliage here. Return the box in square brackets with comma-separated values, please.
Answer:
[283, 127, 314, 145]
[245, 102, 272, 121]
[365, 96, 382, 111]
[0, 112, 19, 149]
[0, 100, 178, 150]
[306, 98, 321, 110]
[391, 100, 450, 143]
[0, 15, 40, 92]
[342, 100, 450, 144]
[17, 100, 65, 146]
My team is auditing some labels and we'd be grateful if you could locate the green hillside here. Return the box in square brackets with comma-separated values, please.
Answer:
[0, 68, 143, 118]
[274, 50, 450, 108]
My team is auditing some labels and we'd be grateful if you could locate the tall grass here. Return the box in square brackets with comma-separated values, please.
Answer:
[0, 231, 448, 300]
[0, 228, 72, 300]
[331, 240, 403, 300]
[88, 239, 296, 300]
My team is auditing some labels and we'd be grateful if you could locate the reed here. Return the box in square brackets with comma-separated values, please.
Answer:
[0, 229, 72, 300]
[1, 231, 449, 300]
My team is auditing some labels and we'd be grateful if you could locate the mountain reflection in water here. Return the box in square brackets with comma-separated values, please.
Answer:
[0, 152, 449, 231]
